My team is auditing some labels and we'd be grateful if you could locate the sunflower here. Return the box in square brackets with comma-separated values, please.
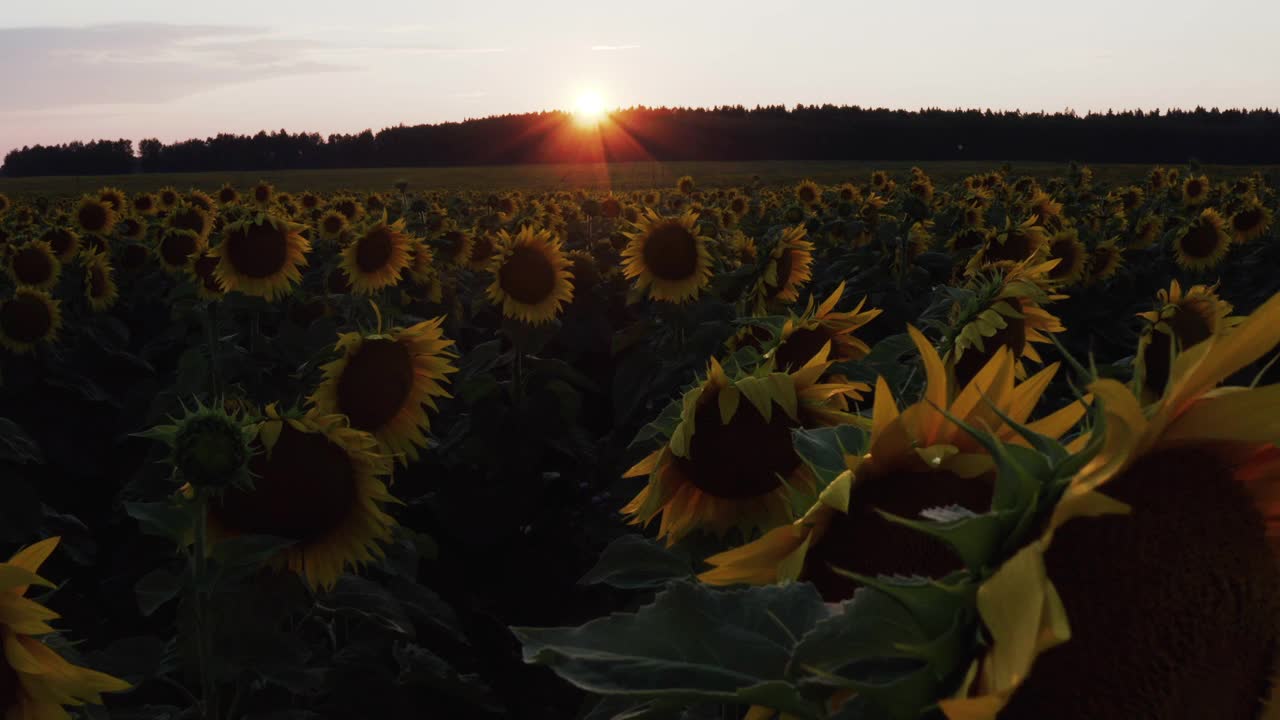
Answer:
[728, 195, 750, 216]
[702, 329, 1087, 601]
[623, 347, 867, 545]
[676, 176, 696, 195]
[0, 193, 9, 215]
[249, 181, 275, 209]
[73, 196, 117, 236]
[1148, 166, 1168, 191]
[795, 179, 822, 207]
[942, 291, 1280, 720]
[485, 226, 574, 325]
[331, 196, 366, 224]
[1173, 208, 1231, 271]
[621, 209, 713, 304]
[1134, 280, 1237, 404]
[1044, 229, 1086, 286]
[156, 228, 206, 273]
[965, 218, 1048, 274]
[1129, 213, 1163, 250]
[950, 227, 993, 254]
[190, 250, 225, 301]
[317, 210, 349, 243]
[39, 227, 80, 263]
[131, 192, 158, 215]
[214, 214, 310, 300]
[309, 316, 457, 465]
[339, 216, 414, 295]
[0, 288, 62, 355]
[199, 405, 398, 590]
[167, 203, 214, 242]
[869, 170, 890, 191]
[157, 187, 181, 211]
[7, 241, 61, 290]
[187, 190, 216, 213]
[1084, 238, 1124, 285]
[750, 226, 814, 313]
[765, 281, 882, 374]
[948, 259, 1065, 385]
[1230, 201, 1273, 243]
[1181, 174, 1210, 206]
[0, 537, 131, 716]
[83, 250, 119, 312]
[216, 184, 239, 206]
[1026, 190, 1063, 224]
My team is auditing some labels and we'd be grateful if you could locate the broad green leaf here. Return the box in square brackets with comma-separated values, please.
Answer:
[579, 535, 693, 590]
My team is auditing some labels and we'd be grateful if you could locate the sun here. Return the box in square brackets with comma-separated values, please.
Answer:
[574, 91, 608, 125]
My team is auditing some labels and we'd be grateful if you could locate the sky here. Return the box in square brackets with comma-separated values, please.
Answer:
[3, 0, 1279, 157]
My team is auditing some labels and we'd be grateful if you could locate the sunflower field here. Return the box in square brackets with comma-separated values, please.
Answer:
[1, 163, 1279, 719]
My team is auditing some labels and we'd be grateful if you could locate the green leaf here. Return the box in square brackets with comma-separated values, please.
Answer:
[135, 568, 185, 616]
[125, 501, 192, 542]
[512, 581, 827, 718]
[789, 587, 929, 677]
[325, 576, 413, 636]
[791, 425, 867, 489]
[579, 535, 693, 590]
[0, 418, 43, 464]
[209, 534, 295, 583]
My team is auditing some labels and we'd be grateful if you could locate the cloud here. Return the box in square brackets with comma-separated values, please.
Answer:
[590, 44, 640, 51]
[0, 23, 352, 111]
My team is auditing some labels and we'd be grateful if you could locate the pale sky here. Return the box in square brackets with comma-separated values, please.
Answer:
[3, 0, 1278, 157]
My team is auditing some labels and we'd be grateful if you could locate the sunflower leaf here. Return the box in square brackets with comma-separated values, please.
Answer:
[579, 534, 694, 590]
[124, 500, 193, 543]
[791, 425, 867, 490]
[135, 567, 185, 617]
[788, 586, 929, 678]
[512, 581, 827, 719]
[873, 508, 1012, 575]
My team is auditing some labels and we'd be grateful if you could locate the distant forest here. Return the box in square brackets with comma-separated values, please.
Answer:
[4, 105, 1279, 177]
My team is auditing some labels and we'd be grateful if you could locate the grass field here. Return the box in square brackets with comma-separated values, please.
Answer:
[2, 160, 1274, 198]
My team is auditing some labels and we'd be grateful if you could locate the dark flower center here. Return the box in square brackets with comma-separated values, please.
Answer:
[42, 228, 76, 258]
[78, 202, 109, 232]
[212, 424, 356, 542]
[1000, 448, 1280, 719]
[225, 221, 289, 278]
[641, 222, 699, 281]
[336, 338, 414, 431]
[12, 246, 54, 285]
[355, 228, 395, 274]
[499, 245, 558, 305]
[676, 390, 800, 500]
[1, 294, 53, 343]
[774, 326, 835, 372]
[1181, 220, 1222, 259]
[803, 468, 994, 602]
[160, 231, 198, 268]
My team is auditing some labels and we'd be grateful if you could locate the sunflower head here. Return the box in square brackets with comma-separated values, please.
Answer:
[947, 259, 1065, 385]
[1084, 238, 1124, 285]
[1129, 213, 1163, 250]
[141, 399, 257, 492]
[97, 186, 127, 213]
[0, 287, 62, 355]
[676, 176, 696, 195]
[1044, 229, 1086, 286]
[167, 202, 214, 241]
[84, 250, 119, 312]
[216, 184, 239, 206]
[1230, 201, 1272, 243]
[1173, 208, 1231, 271]
[340, 215, 414, 295]
[214, 213, 311, 300]
[190, 250, 226, 301]
[157, 227, 206, 273]
[309, 317, 457, 465]
[1134, 280, 1237, 403]
[966, 218, 1048, 274]
[621, 209, 713, 304]
[485, 226, 574, 325]
[795, 179, 822, 207]
[157, 187, 180, 210]
[7, 240, 61, 290]
[318, 209, 349, 242]
[250, 181, 275, 209]
[765, 281, 882, 373]
[1181, 174, 1210, 206]
[74, 195, 118, 236]
[750, 225, 815, 313]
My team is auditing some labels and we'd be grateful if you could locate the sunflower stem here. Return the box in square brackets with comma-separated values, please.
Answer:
[513, 347, 525, 405]
[205, 303, 221, 400]
[190, 492, 219, 720]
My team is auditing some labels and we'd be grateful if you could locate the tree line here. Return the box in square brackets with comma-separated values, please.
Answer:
[3, 105, 1279, 177]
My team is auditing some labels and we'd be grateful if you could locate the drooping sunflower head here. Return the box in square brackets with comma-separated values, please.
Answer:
[0, 538, 132, 716]
[1134, 280, 1237, 404]
[39, 226, 80, 263]
[1173, 208, 1231, 271]
[623, 348, 867, 545]
[702, 328, 1087, 601]
[795, 179, 822, 207]
[340, 215, 414, 295]
[0, 287, 62, 355]
[765, 281, 882, 373]
[156, 227, 206, 273]
[202, 404, 399, 590]
[309, 317, 458, 465]
[750, 225, 815, 312]
[97, 186, 127, 213]
[82, 250, 119, 312]
[7, 240, 61, 290]
[485, 225, 574, 325]
[944, 291, 1280, 720]
[1084, 238, 1124, 285]
[186, 189, 216, 212]
[1044, 229, 1087, 286]
[1230, 201, 1273, 243]
[1026, 189, 1063, 224]
[1181, 174, 1210, 206]
[74, 195, 118, 236]
[213, 213, 311, 300]
[948, 259, 1065, 385]
[621, 209, 713, 304]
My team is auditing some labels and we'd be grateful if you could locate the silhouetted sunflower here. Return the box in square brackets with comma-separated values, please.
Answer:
[73, 196, 117, 236]
[1045, 229, 1087, 286]
[39, 226, 80, 263]
[7, 241, 60, 290]
[84, 250, 119, 311]
[132, 192, 158, 216]
[1230, 201, 1272, 243]
[157, 228, 206, 273]
[1181, 174, 1210, 206]
[0, 287, 62, 355]
[216, 184, 239, 206]
[157, 187, 181, 210]
[250, 181, 275, 209]
[97, 187, 127, 213]
[1084, 239, 1124, 285]
[167, 203, 214, 242]
[795, 179, 822, 207]
[340, 216, 414, 295]
[1174, 208, 1231, 271]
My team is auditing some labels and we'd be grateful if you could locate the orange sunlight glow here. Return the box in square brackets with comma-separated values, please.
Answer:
[573, 91, 608, 125]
